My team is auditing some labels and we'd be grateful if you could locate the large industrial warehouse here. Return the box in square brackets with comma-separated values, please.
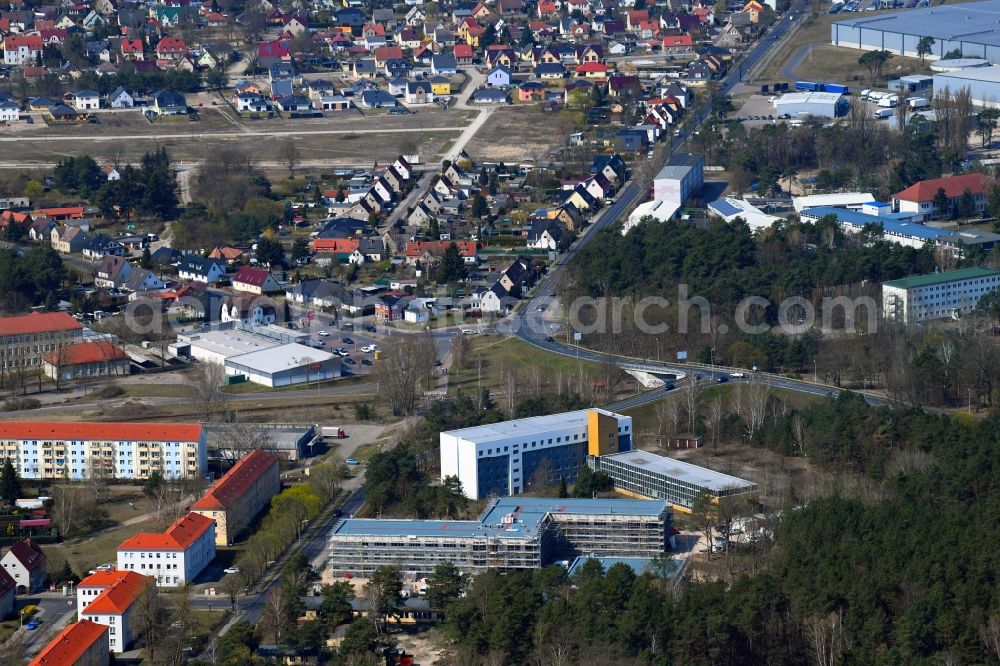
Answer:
[932, 65, 1000, 106]
[773, 91, 847, 118]
[831, 0, 1000, 61]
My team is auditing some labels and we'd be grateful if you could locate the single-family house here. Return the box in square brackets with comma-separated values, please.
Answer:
[232, 266, 281, 294]
[178, 256, 226, 283]
[1, 537, 45, 593]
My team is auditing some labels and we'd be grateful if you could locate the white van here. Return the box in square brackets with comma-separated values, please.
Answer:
[877, 95, 899, 108]
[875, 108, 894, 118]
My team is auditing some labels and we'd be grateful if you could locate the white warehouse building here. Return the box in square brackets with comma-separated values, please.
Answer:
[882, 267, 1000, 324]
[932, 65, 1000, 107]
[223, 343, 341, 388]
[774, 91, 847, 118]
[440, 408, 633, 500]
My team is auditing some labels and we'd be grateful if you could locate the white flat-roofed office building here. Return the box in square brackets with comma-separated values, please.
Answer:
[882, 267, 1000, 324]
[590, 449, 758, 511]
[652, 153, 704, 206]
[440, 408, 633, 500]
[326, 496, 671, 577]
[223, 343, 341, 388]
[932, 65, 1000, 107]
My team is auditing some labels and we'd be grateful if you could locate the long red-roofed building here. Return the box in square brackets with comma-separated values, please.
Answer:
[893, 173, 990, 219]
[117, 513, 215, 587]
[0, 421, 206, 481]
[76, 571, 154, 652]
[0, 311, 83, 370]
[30, 618, 110, 665]
[41, 339, 129, 382]
[191, 450, 280, 545]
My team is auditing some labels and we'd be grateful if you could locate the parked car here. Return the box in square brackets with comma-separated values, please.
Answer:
[342, 337, 354, 344]
[223, 567, 240, 574]
[317, 330, 330, 336]
[344, 357, 356, 365]
[346, 457, 360, 465]
[361, 344, 378, 353]
[88, 563, 114, 574]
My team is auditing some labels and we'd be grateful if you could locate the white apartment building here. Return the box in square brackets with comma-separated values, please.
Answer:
[116, 512, 215, 587]
[0, 422, 206, 480]
[0, 311, 83, 371]
[76, 570, 155, 653]
[882, 267, 1000, 324]
[440, 408, 633, 500]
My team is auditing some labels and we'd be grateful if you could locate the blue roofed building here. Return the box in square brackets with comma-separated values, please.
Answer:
[327, 496, 672, 576]
[799, 206, 948, 248]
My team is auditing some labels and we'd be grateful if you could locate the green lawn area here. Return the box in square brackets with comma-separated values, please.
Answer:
[447, 337, 602, 396]
[220, 374, 366, 394]
[53, 516, 161, 579]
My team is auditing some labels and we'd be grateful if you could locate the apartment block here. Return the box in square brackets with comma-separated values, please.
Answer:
[191, 449, 280, 546]
[76, 571, 154, 653]
[116, 512, 215, 587]
[0, 421, 207, 480]
[30, 619, 110, 666]
[882, 267, 1000, 324]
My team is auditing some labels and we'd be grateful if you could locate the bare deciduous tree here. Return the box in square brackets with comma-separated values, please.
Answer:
[374, 332, 437, 415]
[261, 585, 292, 644]
[683, 379, 700, 434]
[706, 396, 726, 455]
[192, 363, 228, 423]
[804, 610, 849, 666]
[215, 421, 273, 465]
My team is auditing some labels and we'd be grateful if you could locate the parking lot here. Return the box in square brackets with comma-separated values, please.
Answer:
[829, 0, 928, 14]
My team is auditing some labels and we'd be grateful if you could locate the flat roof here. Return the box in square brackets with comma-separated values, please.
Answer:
[834, 1, 1000, 48]
[934, 64, 1000, 83]
[654, 164, 695, 181]
[331, 496, 667, 540]
[601, 450, 757, 491]
[180, 329, 279, 359]
[793, 192, 874, 212]
[883, 267, 1000, 289]
[775, 91, 843, 104]
[442, 408, 624, 445]
[226, 343, 335, 373]
[800, 206, 947, 240]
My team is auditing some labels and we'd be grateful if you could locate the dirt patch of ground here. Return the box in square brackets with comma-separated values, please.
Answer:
[463, 105, 569, 162]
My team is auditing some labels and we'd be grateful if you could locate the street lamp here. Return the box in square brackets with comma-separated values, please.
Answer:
[19, 608, 28, 627]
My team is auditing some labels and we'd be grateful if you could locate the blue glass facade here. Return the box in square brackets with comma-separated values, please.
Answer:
[477, 453, 510, 498]
[521, 442, 588, 489]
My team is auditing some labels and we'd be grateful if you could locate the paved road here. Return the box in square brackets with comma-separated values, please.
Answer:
[445, 67, 492, 160]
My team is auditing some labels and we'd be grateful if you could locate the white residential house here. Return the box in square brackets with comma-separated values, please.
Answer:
[116, 513, 216, 588]
[108, 87, 134, 108]
[71, 90, 101, 111]
[76, 570, 155, 653]
[220, 294, 278, 324]
[1, 537, 46, 593]
[177, 256, 226, 284]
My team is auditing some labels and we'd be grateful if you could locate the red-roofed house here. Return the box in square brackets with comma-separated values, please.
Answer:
[575, 62, 608, 78]
[454, 43, 474, 65]
[892, 173, 990, 219]
[0, 421, 207, 481]
[373, 45, 403, 67]
[662, 34, 693, 51]
[1, 537, 46, 593]
[232, 266, 281, 294]
[155, 36, 187, 61]
[76, 571, 155, 652]
[120, 38, 144, 61]
[0, 311, 83, 370]
[117, 513, 215, 587]
[30, 618, 109, 666]
[404, 240, 477, 265]
[0, 565, 14, 619]
[42, 340, 129, 382]
[191, 450, 280, 545]
[3, 34, 43, 64]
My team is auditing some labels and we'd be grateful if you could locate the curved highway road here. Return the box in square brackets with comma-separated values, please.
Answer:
[506, 0, 905, 412]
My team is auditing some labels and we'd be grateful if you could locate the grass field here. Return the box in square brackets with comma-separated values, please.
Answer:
[751, 12, 929, 86]
[54, 516, 160, 578]
[447, 337, 603, 397]
[122, 383, 197, 399]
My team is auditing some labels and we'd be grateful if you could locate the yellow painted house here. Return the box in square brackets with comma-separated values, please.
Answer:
[431, 77, 452, 95]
